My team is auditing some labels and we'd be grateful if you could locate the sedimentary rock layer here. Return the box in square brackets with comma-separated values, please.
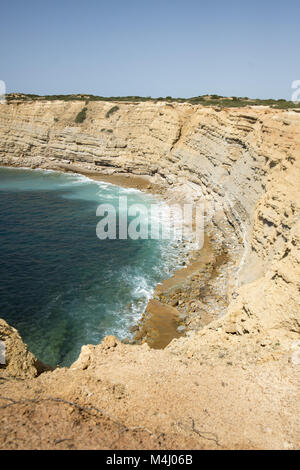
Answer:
[0, 100, 299, 335]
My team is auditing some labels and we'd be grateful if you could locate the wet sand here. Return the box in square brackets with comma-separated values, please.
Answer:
[155, 236, 213, 296]
[133, 235, 230, 348]
[134, 299, 182, 349]
[54, 163, 163, 193]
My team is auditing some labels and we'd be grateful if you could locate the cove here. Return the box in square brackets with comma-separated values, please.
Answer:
[0, 167, 183, 366]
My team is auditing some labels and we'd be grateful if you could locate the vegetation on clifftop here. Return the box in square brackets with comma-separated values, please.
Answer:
[5, 93, 300, 109]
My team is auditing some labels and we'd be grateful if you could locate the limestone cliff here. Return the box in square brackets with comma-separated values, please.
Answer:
[0, 100, 299, 449]
[0, 100, 299, 336]
[0, 319, 49, 378]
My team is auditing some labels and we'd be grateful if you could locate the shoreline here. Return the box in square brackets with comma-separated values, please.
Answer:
[0, 161, 232, 350]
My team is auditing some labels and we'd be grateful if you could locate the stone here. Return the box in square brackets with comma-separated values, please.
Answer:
[102, 335, 118, 349]
[177, 325, 186, 333]
[0, 319, 40, 378]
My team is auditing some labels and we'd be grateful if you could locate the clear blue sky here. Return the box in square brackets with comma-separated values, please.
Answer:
[1, 0, 299, 99]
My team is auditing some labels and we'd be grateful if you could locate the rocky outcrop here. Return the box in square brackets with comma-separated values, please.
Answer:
[0, 319, 45, 378]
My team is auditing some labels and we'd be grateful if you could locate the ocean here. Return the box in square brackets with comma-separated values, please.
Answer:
[0, 167, 184, 366]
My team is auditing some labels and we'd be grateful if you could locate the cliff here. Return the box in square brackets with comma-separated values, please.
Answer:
[0, 100, 299, 449]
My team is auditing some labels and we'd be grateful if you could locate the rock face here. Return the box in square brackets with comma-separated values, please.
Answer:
[0, 100, 299, 336]
[0, 319, 40, 378]
[0, 100, 299, 449]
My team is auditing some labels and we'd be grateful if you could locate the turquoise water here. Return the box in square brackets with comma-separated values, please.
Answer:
[0, 167, 183, 366]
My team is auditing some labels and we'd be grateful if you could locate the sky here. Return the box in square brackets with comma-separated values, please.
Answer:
[0, 0, 299, 99]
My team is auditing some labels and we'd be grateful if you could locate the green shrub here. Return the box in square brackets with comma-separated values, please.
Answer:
[6, 92, 300, 110]
[105, 105, 119, 118]
[75, 107, 87, 123]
